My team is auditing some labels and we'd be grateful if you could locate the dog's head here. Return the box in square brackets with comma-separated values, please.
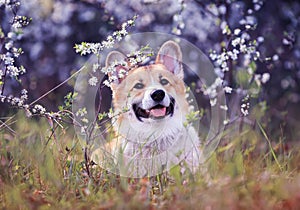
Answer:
[106, 41, 189, 139]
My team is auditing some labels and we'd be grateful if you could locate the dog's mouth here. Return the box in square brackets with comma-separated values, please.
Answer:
[133, 98, 175, 121]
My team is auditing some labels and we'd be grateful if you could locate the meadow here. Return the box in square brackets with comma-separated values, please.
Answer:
[1, 112, 300, 209]
[1, 0, 300, 209]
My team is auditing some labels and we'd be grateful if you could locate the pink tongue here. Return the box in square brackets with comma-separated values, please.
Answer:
[150, 107, 166, 117]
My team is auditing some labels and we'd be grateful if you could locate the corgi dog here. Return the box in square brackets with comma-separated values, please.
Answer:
[92, 40, 202, 177]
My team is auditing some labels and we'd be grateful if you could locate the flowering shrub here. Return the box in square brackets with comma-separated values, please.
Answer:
[0, 1, 33, 113]
[0, 0, 299, 154]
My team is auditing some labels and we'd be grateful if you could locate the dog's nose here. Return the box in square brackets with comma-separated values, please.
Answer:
[151, 89, 165, 102]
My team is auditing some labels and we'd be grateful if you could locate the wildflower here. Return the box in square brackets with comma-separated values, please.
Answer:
[218, 5, 227, 15]
[118, 69, 127, 79]
[223, 119, 230, 125]
[81, 126, 87, 134]
[215, 77, 223, 86]
[76, 108, 87, 117]
[209, 51, 218, 61]
[234, 28, 241, 35]
[220, 105, 228, 111]
[241, 103, 250, 116]
[232, 37, 241, 47]
[21, 89, 28, 101]
[261, 73, 270, 84]
[0, 0, 5, 6]
[34, 104, 46, 115]
[4, 56, 14, 65]
[88, 76, 98, 86]
[103, 79, 111, 88]
[257, 36, 264, 43]
[282, 38, 290, 45]
[254, 4, 261, 11]
[240, 44, 247, 52]
[108, 108, 114, 118]
[92, 63, 100, 72]
[82, 118, 89, 124]
[272, 54, 279, 61]
[224, 86, 233, 94]
[5, 42, 13, 50]
[210, 98, 217, 106]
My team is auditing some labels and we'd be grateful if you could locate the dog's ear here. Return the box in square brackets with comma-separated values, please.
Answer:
[155, 41, 183, 79]
[105, 51, 129, 86]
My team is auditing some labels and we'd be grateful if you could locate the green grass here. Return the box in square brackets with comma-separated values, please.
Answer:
[1, 112, 300, 209]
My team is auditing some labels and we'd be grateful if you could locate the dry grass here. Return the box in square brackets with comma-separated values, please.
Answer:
[1, 112, 300, 210]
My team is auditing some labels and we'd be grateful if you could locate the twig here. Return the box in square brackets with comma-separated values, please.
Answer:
[29, 67, 84, 106]
[0, 116, 17, 135]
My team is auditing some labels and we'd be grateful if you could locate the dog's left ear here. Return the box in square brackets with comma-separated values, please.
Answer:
[155, 41, 183, 79]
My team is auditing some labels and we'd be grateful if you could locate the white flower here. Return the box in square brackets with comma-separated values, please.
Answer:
[82, 118, 89, 124]
[261, 73, 270, 84]
[282, 38, 290, 45]
[218, 5, 227, 15]
[272, 54, 279, 61]
[92, 63, 100, 72]
[210, 98, 217, 106]
[21, 89, 28, 95]
[224, 86, 233, 93]
[240, 102, 250, 116]
[118, 69, 127, 79]
[12, 22, 22, 28]
[34, 104, 46, 114]
[254, 4, 261, 11]
[5, 42, 13, 50]
[103, 79, 111, 88]
[241, 107, 249, 116]
[257, 36, 264, 43]
[101, 66, 111, 74]
[81, 126, 87, 134]
[215, 77, 223, 86]
[254, 51, 260, 60]
[220, 105, 228, 111]
[228, 50, 238, 60]
[108, 110, 114, 118]
[254, 74, 261, 86]
[4, 56, 14, 65]
[245, 25, 251, 29]
[234, 29, 241, 35]
[122, 22, 128, 28]
[232, 37, 241, 47]
[209, 51, 217, 61]
[88, 76, 98, 86]
[0, 0, 6, 6]
[127, 19, 135, 25]
[223, 119, 230, 125]
[76, 108, 87, 117]
[7, 65, 19, 77]
[101, 39, 114, 49]
[240, 44, 247, 52]
[220, 21, 227, 30]
[110, 75, 118, 82]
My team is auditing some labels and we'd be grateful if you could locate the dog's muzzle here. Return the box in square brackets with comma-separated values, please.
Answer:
[132, 90, 175, 122]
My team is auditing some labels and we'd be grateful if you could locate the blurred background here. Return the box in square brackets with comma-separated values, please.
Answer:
[0, 0, 299, 140]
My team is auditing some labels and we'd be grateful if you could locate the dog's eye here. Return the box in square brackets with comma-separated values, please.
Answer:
[133, 83, 144, 89]
[160, 78, 169, 86]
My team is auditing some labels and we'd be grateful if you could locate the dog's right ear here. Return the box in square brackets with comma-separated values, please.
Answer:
[105, 51, 129, 86]
[155, 41, 183, 79]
